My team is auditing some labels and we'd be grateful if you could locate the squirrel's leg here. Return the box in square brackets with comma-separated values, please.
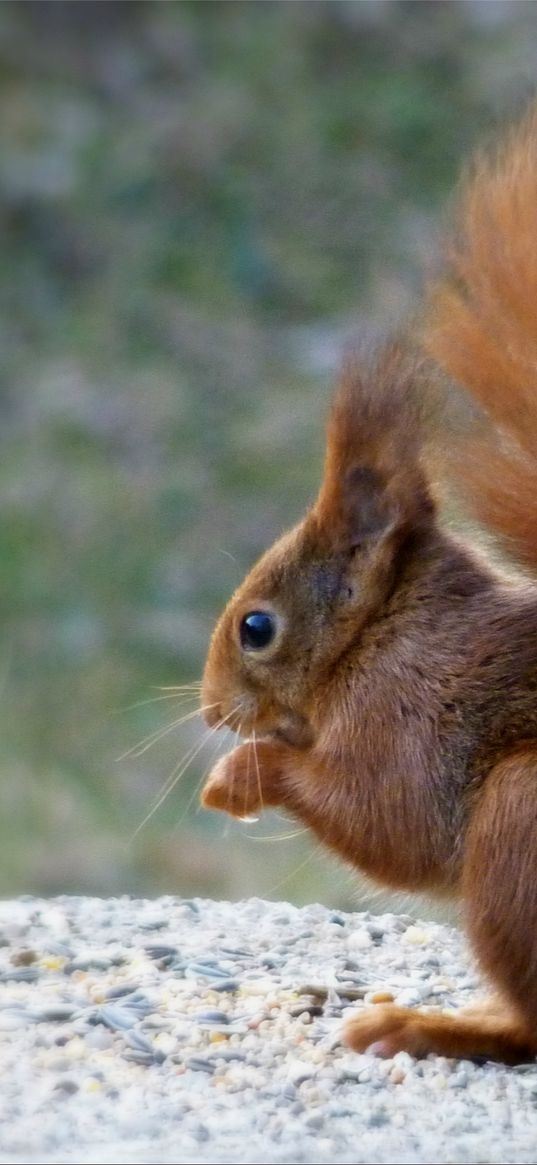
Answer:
[201, 739, 299, 818]
[344, 998, 534, 1064]
[345, 746, 537, 1064]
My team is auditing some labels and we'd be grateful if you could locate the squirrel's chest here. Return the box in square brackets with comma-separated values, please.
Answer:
[308, 680, 468, 892]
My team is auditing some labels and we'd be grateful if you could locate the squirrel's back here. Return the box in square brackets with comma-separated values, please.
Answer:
[424, 109, 537, 570]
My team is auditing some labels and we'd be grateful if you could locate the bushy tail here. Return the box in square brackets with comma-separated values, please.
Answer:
[424, 109, 537, 570]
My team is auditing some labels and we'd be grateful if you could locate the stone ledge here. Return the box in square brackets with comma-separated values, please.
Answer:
[0, 895, 534, 1165]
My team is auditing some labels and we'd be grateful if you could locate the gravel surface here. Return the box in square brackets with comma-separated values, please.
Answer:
[0, 896, 536, 1164]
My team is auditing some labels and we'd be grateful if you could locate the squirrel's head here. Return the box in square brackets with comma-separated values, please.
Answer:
[201, 345, 436, 748]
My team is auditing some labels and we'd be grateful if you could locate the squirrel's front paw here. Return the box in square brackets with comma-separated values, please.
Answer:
[201, 747, 260, 818]
[201, 740, 284, 819]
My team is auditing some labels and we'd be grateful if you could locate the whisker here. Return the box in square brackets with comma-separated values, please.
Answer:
[265, 840, 322, 897]
[117, 703, 219, 762]
[156, 684, 203, 693]
[172, 774, 212, 835]
[217, 548, 240, 567]
[231, 717, 244, 820]
[244, 827, 309, 842]
[131, 707, 238, 842]
[227, 718, 243, 822]
[252, 728, 264, 817]
[130, 739, 204, 842]
[243, 731, 253, 820]
[236, 730, 261, 824]
[169, 710, 241, 834]
[113, 692, 200, 716]
[193, 725, 233, 818]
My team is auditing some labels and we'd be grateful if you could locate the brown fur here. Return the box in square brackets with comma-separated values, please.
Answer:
[200, 111, 537, 1064]
[424, 109, 537, 569]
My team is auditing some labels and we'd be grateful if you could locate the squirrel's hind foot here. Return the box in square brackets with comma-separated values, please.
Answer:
[344, 1002, 536, 1065]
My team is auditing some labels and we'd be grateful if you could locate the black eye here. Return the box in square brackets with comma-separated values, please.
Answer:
[240, 611, 276, 652]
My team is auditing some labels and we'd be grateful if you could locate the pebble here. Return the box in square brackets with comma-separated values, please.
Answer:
[304, 1112, 324, 1130]
[194, 1009, 230, 1024]
[142, 1013, 172, 1030]
[448, 1069, 469, 1088]
[93, 1005, 137, 1031]
[84, 1028, 114, 1050]
[212, 978, 240, 993]
[337, 1064, 368, 1083]
[259, 954, 279, 969]
[186, 1056, 217, 1074]
[104, 983, 142, 1000]
[415, 952, 440, 968]
[394, 987, 424, 1007]
[123, 1029, 156, 1055]
[185, 962, 230, 980]
[123, 1049, 159, 1066]
[0, 966, 39, 983]
[288, 1003, 324, 1018]
[297, 984, 329, 999]
[37, 1005, 76, 1022]
[0, 894, 531, 1165]
[402, 926, 428, 945]
[335, 984, 367, 1001]
[286, 1059, 316, 1086]
[212, 1048, 248, 1063]
[0, 1012, 26, 1031]
[365, 990, 395, 1005]
[239, 977, 276, 995]
[138, 916, 168, 931]
[10, 948, 37, 966]
[152, 1032, 178, 1056]
[144, 945, 178, 960]
[53, 1078, 79, 1096]
[367, 1108, 390, 1127]
[347, 930, 373, 950]
[69, 952, 115, 972]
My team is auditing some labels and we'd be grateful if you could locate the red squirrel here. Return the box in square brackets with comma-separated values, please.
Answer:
[200, 110, 537, 1065]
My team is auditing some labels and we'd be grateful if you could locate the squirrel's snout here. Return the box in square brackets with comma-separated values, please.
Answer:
[203, 701, 223, 728]
[202, 693, 261, 736]
[202, 699, 251, 733]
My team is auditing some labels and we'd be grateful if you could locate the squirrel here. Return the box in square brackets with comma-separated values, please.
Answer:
[200, 109, 537, 1065]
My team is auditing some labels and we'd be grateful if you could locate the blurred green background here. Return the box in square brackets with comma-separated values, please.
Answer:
[1, 0, 536, 909]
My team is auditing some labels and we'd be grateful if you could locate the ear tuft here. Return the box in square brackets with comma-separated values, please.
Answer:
[314, 344, 436, 549]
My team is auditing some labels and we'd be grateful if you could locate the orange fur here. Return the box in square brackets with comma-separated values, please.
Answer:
[345, 999, 535, 1065]
[425, 110, 537, 567]
[200, 110, 537, 1064]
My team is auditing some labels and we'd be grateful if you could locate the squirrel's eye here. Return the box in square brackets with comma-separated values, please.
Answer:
[240, 611, 275, 652]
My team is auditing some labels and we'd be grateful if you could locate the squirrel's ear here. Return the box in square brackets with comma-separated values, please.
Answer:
[336, 464, 394, 548]
[314, 460, 409, 551]
[313, 348, 436, 551]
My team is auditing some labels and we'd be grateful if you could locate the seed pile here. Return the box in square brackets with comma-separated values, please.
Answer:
[0, 896, 536, 1164]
